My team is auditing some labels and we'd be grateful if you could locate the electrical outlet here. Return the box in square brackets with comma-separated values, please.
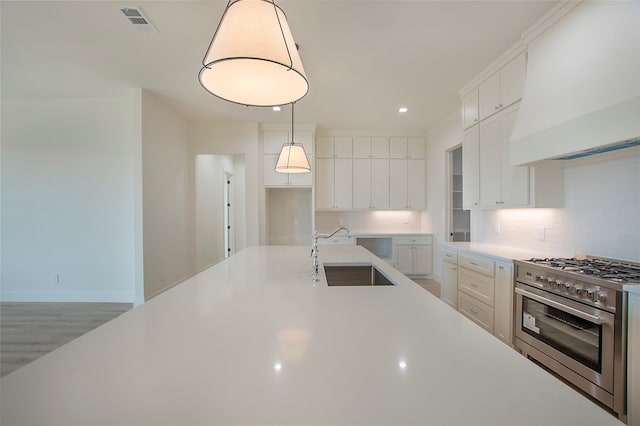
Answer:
[538, 226, 546, 241]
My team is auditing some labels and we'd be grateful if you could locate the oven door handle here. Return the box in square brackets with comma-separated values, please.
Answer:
[515, 287, 609, 325]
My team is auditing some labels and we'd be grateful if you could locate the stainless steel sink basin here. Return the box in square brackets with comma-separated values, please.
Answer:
[323, 264, 395, 286]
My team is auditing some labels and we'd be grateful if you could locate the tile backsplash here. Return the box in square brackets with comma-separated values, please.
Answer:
[477, 147, 640, 262]
[315, 210, 430, 235]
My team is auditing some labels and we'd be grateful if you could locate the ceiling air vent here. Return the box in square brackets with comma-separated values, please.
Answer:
[119, 7, 157, 33]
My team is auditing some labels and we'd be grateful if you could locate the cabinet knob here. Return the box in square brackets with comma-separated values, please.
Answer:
[474, 118, 478, 122]
[494, 106, 499, 110]
[499, 103, 504, 107]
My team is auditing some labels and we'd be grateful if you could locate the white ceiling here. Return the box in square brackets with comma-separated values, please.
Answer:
[1, 0, 558, 133]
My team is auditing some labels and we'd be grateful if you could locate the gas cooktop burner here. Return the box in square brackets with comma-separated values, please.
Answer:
[526, 257, 640, 283]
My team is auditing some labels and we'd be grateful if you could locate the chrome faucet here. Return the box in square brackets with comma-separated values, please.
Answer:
[311, 226, 351, 281]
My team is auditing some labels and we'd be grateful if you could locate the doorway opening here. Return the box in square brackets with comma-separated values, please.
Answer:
[448, 145, 470, 242]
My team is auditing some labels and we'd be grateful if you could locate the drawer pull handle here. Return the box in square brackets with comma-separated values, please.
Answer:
[498, 266, 504, 270]
[470, 262, 478, 266]
[470, 308, 479, 315]
[471, 283, 479, 288]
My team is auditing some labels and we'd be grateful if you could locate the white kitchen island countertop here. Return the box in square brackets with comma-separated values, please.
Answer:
[0, 246, 622, 426]
[443, 241, 573, 262]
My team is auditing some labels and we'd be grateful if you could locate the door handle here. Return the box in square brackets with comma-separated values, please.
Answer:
[515, 288, 609, 324]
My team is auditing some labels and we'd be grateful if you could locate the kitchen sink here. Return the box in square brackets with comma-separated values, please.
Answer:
[323, 264, 395, 286]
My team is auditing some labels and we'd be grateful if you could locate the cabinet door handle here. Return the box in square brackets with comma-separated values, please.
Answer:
[498, 266, 504, 270]
[494, 106, 499, 110]
[499, 103, 504, 108]
[470, 262, 478, 266]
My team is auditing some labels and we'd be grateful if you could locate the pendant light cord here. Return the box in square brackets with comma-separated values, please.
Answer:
[271, 0, 294, 71]
[290, 102, 295, 146]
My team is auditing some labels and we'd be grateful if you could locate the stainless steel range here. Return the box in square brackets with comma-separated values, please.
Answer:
[513, 256, 638, 421]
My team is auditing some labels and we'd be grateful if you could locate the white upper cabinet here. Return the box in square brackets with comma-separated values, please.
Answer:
[461, 88, 479, 129]
[264, 130, 313, 155]
[315, 158, 352, 209]
[315, 134, 425, 211]
[478, 103, 530, 207]
[477, 52, 527, 122]
[316, 136, 352, 158]
[499, 53, 526, 111]
[390, 137, 425, 159]
[353, 137, 389, 158]
[354, 158, 390, 209]
[390, 159, 425, 210]
[478, 74, 501, 121]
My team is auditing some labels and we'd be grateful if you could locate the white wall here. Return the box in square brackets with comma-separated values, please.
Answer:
[190, 122, 259, 249]
[478, 146, 640, 262]
[1, 97, 137, 302]
[425, 109, 463, 281]
[141, 91, 195, 300]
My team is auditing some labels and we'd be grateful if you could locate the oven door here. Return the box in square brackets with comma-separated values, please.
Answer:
[514, 283, 615, 393]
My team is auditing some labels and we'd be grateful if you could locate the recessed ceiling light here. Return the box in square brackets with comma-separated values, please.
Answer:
[273, 106, 282, 112]
[398, 107, 408, 113]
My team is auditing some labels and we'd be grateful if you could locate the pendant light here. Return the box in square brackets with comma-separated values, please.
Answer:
[199, 0, 309, 107]
[275, 103, 311, 174]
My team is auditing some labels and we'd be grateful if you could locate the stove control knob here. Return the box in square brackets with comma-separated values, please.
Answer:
[572, 285, 582, 294]
[555, 280, 565, 288]
[581, 288, 591, 297]
[564, 282, 573, 291]
[597, 292, 607, 303]
[536, 275, 545, 283]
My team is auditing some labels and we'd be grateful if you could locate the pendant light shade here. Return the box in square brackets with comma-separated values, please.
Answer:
[275, 103, 311, 174]
[199, 0, 309, 107]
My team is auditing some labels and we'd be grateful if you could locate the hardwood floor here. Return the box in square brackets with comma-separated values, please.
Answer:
[0, 302, 132, 377]
[413, 278, 441, 298]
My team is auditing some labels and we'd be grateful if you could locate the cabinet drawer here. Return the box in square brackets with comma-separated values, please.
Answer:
[441, 246, 458, 264]
[316, 237, 355, 246]
[458, 291, 494, 333]
[458, 253, 495, 277]
[394, 236, 432, 246]
[458, 267, 495, 307]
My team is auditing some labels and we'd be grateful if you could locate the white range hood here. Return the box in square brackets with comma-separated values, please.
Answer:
[510, 1, 640, 165]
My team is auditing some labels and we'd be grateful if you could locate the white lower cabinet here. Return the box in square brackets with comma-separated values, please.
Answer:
[442, 245, 514, 346]
[493, 261, 514, 346]
[441, 246, 458, 309]
[394, 236, 433, 276]
[458, 291, 494, 333]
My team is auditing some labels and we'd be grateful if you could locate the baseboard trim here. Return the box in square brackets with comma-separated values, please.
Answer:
[0, 291, 135, 303]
